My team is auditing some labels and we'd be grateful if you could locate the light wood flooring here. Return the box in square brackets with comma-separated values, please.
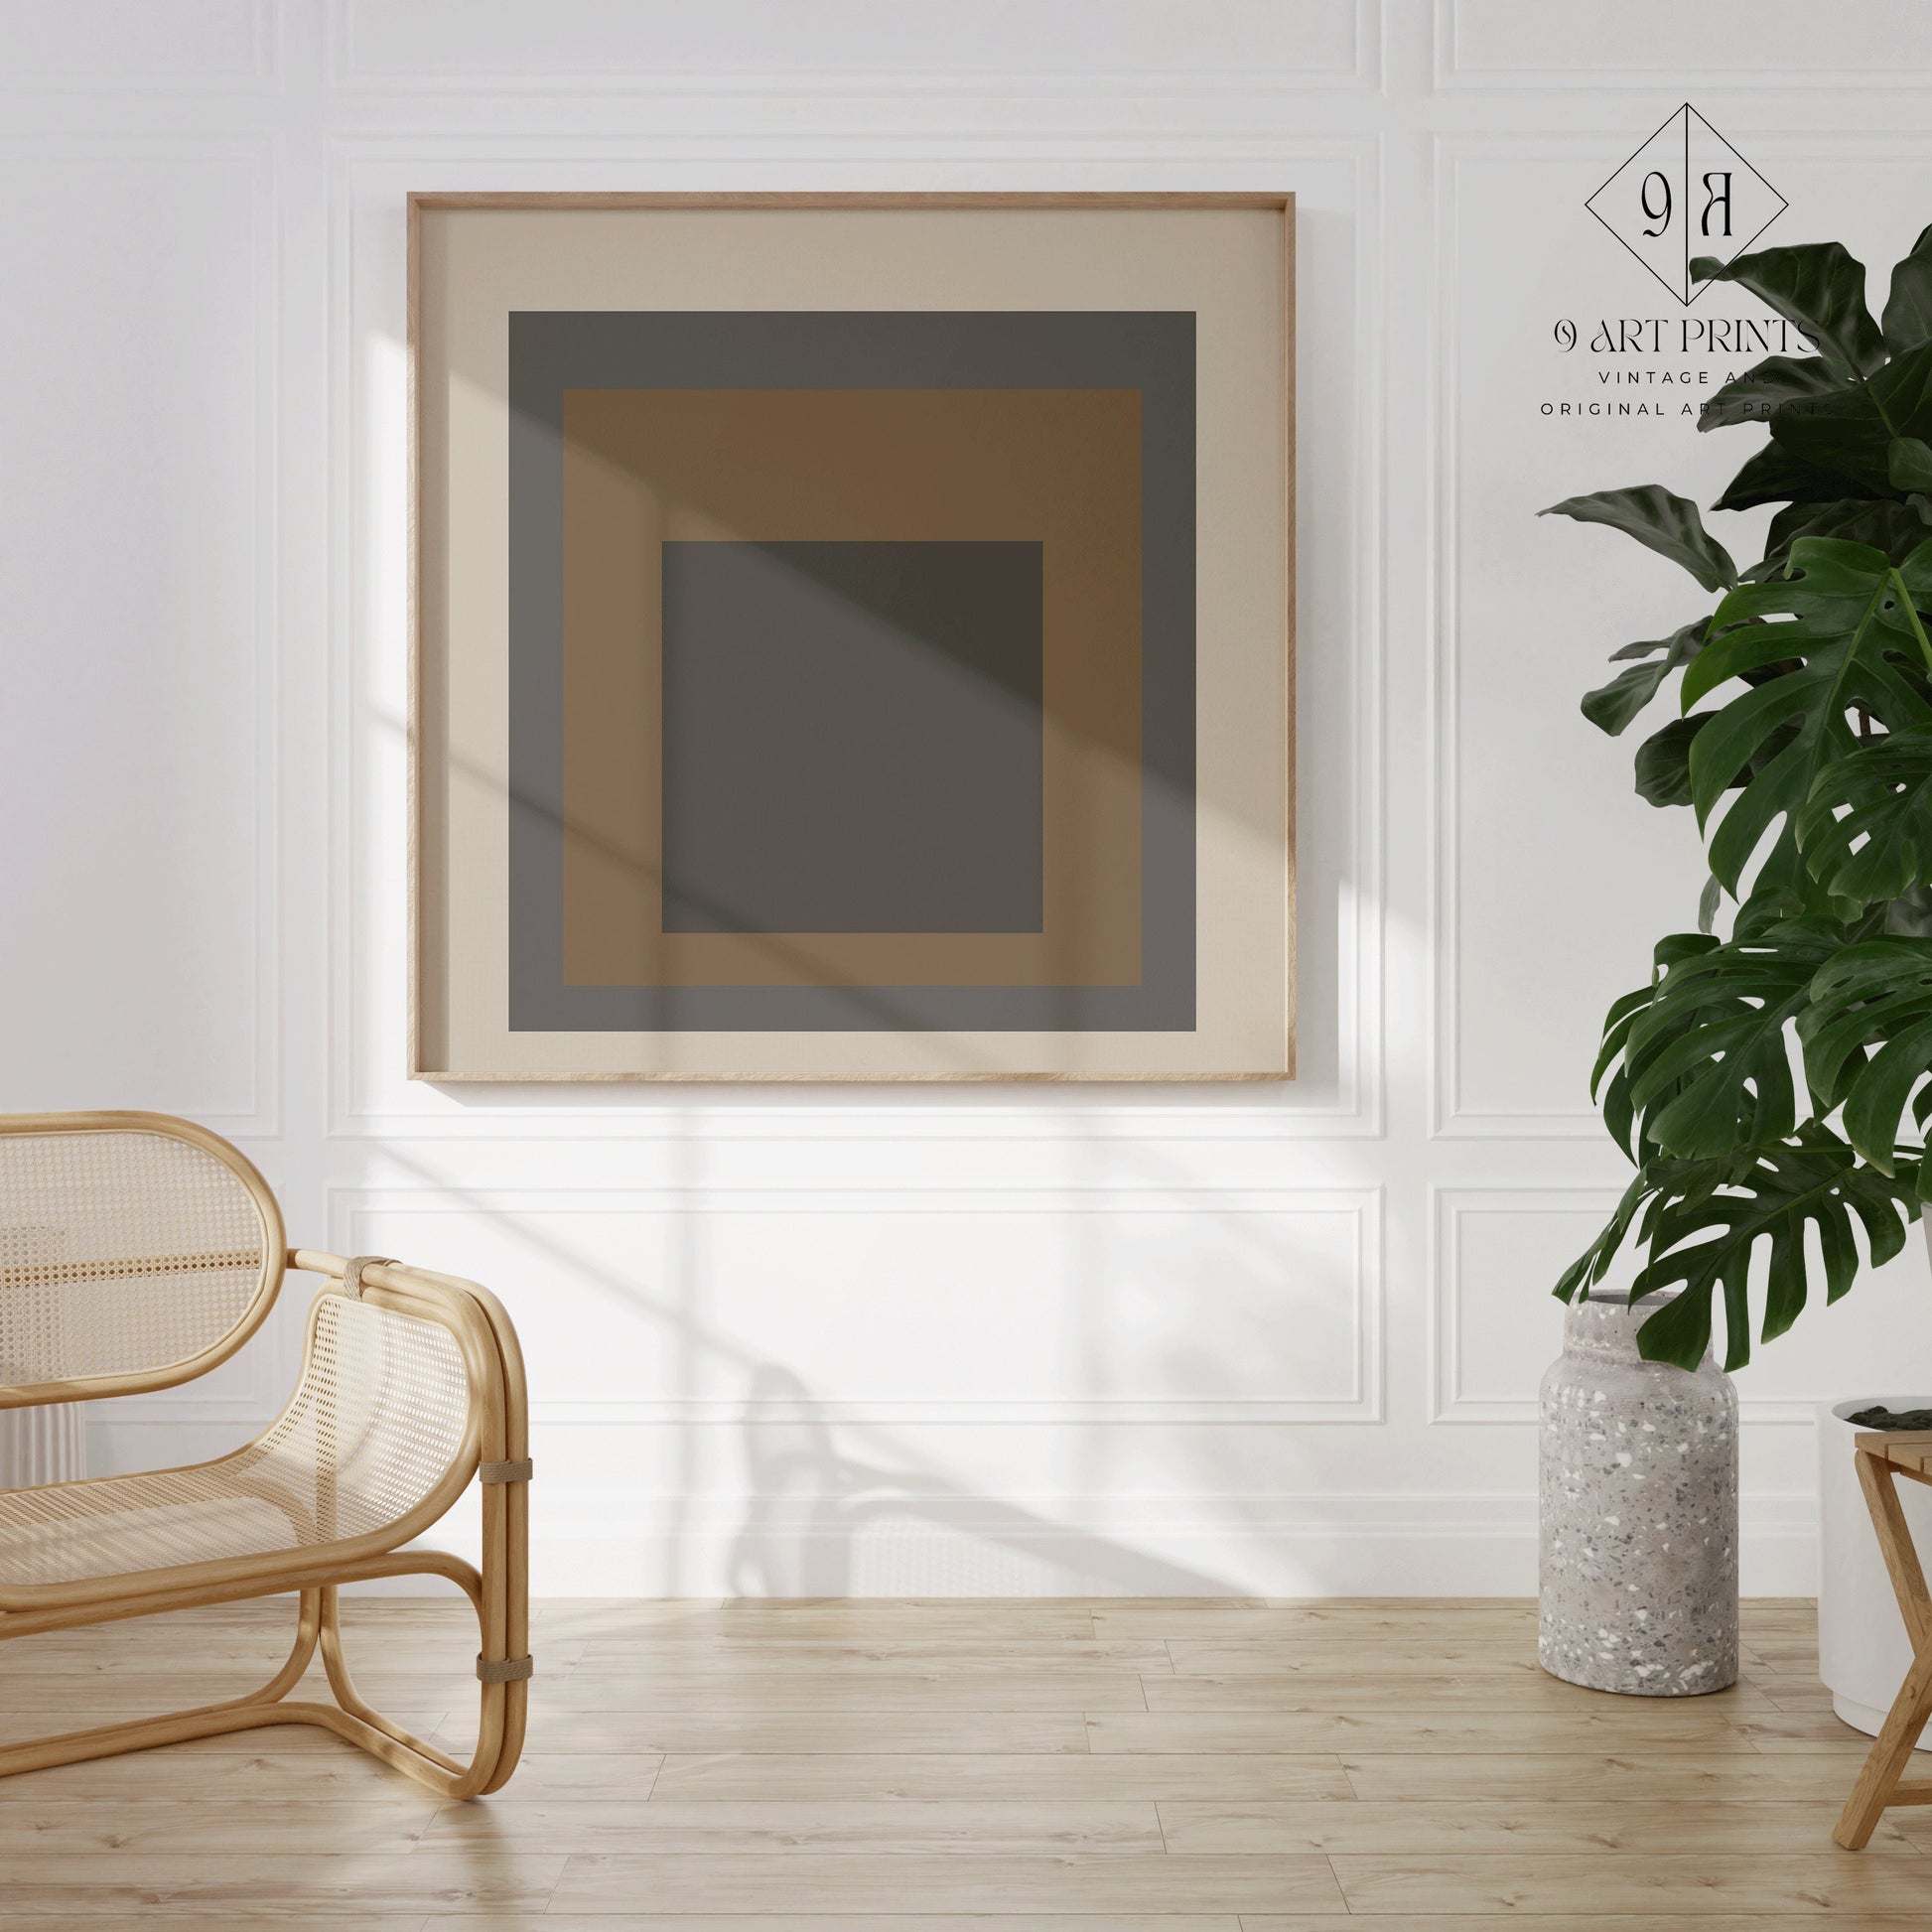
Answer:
[0, 1595, 1921, 1924]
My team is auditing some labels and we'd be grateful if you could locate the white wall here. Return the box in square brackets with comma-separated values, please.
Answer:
[6, 0, 1932, 1594]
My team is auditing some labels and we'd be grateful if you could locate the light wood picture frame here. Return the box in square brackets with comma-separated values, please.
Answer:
[409, 192, 1295, 1081]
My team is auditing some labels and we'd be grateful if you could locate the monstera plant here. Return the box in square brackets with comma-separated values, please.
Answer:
[1549, 227, 1932, 1372]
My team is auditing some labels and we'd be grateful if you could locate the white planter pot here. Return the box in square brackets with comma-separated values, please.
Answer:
[1817, 1394, 1932, 1749]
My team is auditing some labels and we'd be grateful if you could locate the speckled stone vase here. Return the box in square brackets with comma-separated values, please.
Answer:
[1538, 1288, 1738, 1696]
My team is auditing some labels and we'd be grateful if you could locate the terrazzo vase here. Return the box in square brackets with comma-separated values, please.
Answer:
[1538, 1287, 1738, 1695]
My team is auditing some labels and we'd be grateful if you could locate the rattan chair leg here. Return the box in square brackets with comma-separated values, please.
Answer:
[258, 1585, 325, 1699]
[0, 1587, 324, 1782]
[317, 1592, 469, 1778]
[313, 1564, 524, 1800]
[0, 1549, 478, 1641]
[0, 1700, 325, 1782]
[0, 1543, 527, 1800]
[265, 1698, 491, 1789]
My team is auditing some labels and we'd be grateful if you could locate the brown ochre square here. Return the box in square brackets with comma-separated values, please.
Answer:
[559, 386, 1143, 990]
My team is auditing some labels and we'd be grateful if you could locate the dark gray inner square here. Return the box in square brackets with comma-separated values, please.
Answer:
[660, 539, 1044, 935]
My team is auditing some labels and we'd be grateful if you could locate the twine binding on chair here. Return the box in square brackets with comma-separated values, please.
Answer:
[478, 1653, 534, 1683]
[340, 1256, 395, 1300]
[479, 1458, 532, 1484]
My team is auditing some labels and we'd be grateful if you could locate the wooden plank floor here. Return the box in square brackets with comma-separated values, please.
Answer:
[0, 1596, 1921, 1924]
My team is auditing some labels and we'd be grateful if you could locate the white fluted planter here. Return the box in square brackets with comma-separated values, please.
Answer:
[0, 1401, 86, 1490]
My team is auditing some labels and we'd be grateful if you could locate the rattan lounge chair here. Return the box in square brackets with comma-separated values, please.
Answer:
[0, 1110, 529, 1798]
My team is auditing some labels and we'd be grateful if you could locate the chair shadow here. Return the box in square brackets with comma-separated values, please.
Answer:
[727, 1364, 1231, 1597]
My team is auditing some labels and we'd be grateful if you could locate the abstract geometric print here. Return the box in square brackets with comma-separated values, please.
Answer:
[506, 309, 1195, 1032]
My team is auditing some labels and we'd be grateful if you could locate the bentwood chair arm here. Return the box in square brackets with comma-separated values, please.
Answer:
[290, 1245, 533, 1761]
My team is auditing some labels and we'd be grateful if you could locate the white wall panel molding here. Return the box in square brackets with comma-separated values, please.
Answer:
[1437, 0, 1932, 93]
[334, 1184, 1385, 1425]
[331, 1111, 1382, 1146]
[328, 0, 1380, 97]
[1430, 1184, 1915, 1428]
[1429, 135, 1609, 1141]
[0, 0, 277, 93]
[322, 1135, 1390, 1208]
[329, 139, 1382, 1142]
[1432, 1183, 1617, 1426]
[0, 132, 282, 1137]
[506, 1483, 1814, 1596]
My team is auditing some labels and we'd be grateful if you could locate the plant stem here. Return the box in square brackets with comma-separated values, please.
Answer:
[1887, 568, 1932, 677]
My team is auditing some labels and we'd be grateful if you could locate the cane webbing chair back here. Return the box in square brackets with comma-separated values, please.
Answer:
[0, 1114, 282, 1408]
[0, 1112, 528, 1802]
[0, 1294, 472, 1588]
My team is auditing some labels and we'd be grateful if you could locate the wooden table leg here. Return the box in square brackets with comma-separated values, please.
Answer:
[1857, 1447, 1932, 1649]
[1835, 1644, 1932, 1848]
[1835, 1447, 1932, 1849]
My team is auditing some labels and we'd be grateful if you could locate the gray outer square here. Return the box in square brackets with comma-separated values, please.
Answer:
[507, 309, 1194, 1033]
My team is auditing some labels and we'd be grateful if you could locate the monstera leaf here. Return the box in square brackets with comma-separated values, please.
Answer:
[1893, 438, 1932, 492]
[1582, 621, 1708, 736]
[1590, 935, 1716, 1156]
[1766, 340, 1932, 494]
[1884, 221, 1932, 355]
[1681, 538, 1932, 896]
[1699, 354, 1847, 433]
[1541, 486, 1738, 593]
[1795, 728, 1932, 902]
[1800, 938, 1932, 1174]
[1631, 714, 1709, 807]
[1712, 439, 1890, 513]
[1628, 713, 1818, 816]
[1558, 1127, 1923, 1371]
[1591, 928, 1838, 1161]
[1692, 243, 1887, 380]
[1764, 497, 1932, 572]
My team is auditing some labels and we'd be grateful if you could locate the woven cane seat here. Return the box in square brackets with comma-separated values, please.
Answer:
[0, 1295, 472, 1589]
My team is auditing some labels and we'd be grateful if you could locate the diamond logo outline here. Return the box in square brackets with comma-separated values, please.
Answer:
[1586, 103, 1788, 306]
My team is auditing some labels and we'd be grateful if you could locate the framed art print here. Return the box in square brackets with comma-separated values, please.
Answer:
[409, 193, 1294, 1080]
